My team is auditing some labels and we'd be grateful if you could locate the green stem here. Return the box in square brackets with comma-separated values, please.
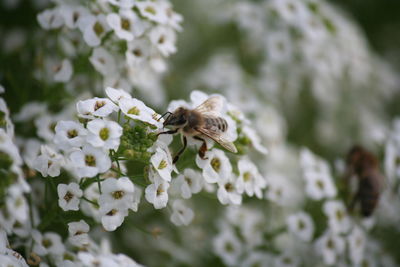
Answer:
[96, 175, 102, 194]
[81, 196, 99, 208]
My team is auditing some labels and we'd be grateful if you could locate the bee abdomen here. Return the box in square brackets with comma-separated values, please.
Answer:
[205, 117, 228, 132]
[359, 176, 380, 217]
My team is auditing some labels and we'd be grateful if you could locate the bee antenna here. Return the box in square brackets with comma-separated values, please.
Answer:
[158, 111, 172, 122]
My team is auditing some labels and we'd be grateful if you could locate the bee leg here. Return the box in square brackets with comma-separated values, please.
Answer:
[193, 136, 208, 160]
[173, 136, 187, 164]
[157, 129, 178, 137]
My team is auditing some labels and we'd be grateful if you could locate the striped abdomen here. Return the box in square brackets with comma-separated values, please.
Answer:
[359, 175, 380, 217]
[205, 117, 228, 132]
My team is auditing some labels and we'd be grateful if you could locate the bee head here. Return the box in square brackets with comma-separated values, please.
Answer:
[163, 107, 188, 128]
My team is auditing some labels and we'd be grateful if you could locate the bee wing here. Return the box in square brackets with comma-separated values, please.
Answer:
[194, 96, 224, 116]
[195, 125, 238, 153]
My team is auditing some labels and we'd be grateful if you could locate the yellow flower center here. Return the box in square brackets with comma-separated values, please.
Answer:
[211, 158, 221, 172]
[128, 106, 140, 115]
[67, 129, 78, 138]
[112, 190, 125, 199]
[158, 160, 167, 170]
[93, 22, 104, 36]
[85, 155, 96, 167]
[99, 127, 109, 141]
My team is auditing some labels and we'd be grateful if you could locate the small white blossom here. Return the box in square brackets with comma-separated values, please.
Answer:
[99, 177, 135, 211]
[32, 230, 65, 256]
[80, 14, 110, 47]
[77, 98, 118, 119]
[315, 231, 345, 265]
[145, 173, 169, 209]
[100, 205, 128, 232]
[150, 147, 173, 182]
[242, 125, 268, 154]
[106, 0, 135, 9]
[86, 119, 122, 150]
[172, 168, 203, 199]
[170, 199, 194, 226]
[105, 87, 132, 104]
[236, 158, 266, 198]
[89, 47, 117, 76]
[323, 200, 352, 234]
[348, 226, 366, 265]
[213, 228, 242, 266]
[217, 176, 242, 205]
[33, 145, 64, 177]
[53, 59, 73, 82]
[107, 10, 146, 41]
[37, 8, 64, 29]
[69, 145, 112, 178]
[119, 97, 160, 126]
[57, 183, 83, 211]
[54, 120, 87, 151]
[149, 26, 177, 57]
[286, 211, 314, 242]
[136, 1, 168, 24]
[62, 5, 89, 29]
[196, 149, 232, 184]
[68, 220, 90, 247]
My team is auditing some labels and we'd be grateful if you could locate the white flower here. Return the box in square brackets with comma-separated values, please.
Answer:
[105, 87, 132, 104]
[57, 183, 83, 211]
[242, 125, 268, 154]
[323, 200, 351, 234]
[172, 168, 203, 199]
[86, 119, 122, 150]
[315, 231, 345, 265]
[34, 114, 58, 142]
[53, 59, 73, 82]
[149, 26, 177, 56]
[61, 5, 89, 29]
[145, 173, 169, 209]
[126, 39, 151, 67]
[106, 0, 135, 9]
[348, 226, 366, 265]
[89, 47, 117, 76]
[80, 14, 110, 47]
[76, 97, 118, 119]
[136, 1, 168, 24]
[37, 8, 64, 29]
[213, 228, 242, 266]
[100, 205, 128, 231]
[32, 230, 65, 256]
[196, 149, 232, 184]
[33, 145, 64, 177]
[119, 97, 160, 126]
[286, 211, 314, 242]
[304, 172, 337, 200]
[6, 186, 28, 223]
[69, 145, 112, 178]
[170, 199, 194, 226]
[106, 9, 146, 41]
[99, 177, 135, 211]
[217, 176, 242, 205]
[68, 220, 90, 247]
[54, 120, 87, 151]
[236, 158, 266, 198]
[150, 147, 173, 182]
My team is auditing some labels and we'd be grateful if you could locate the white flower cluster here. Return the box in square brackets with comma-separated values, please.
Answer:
[209, 146, 397, 267]
[0, 87, 145, 266]
[37, 0, 182, 103]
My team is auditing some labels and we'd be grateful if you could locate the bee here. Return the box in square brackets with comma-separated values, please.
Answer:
[157, 96, 237, 163]
[345, 145, 384, 217]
